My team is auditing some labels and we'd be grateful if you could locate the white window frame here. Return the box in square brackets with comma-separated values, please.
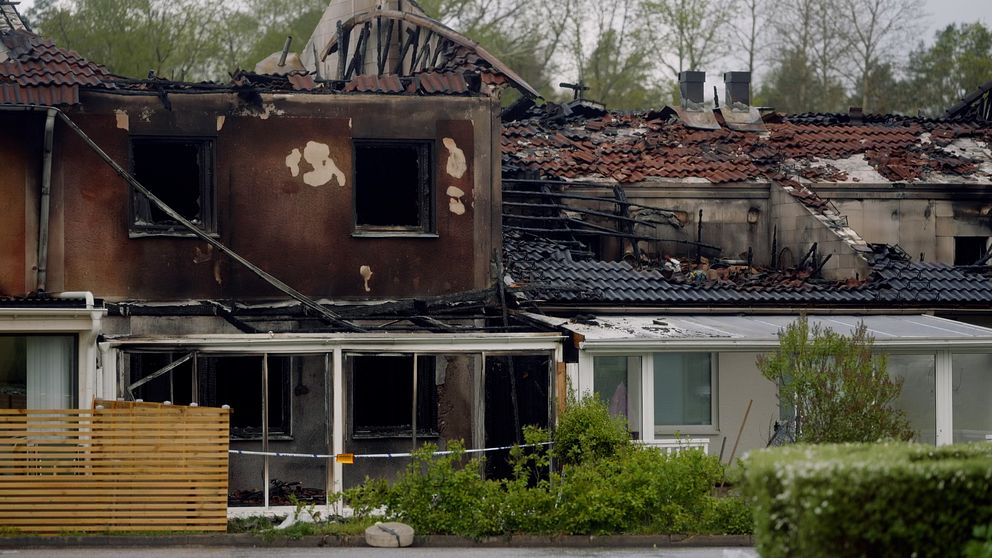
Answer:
[581, 350, 718, 444]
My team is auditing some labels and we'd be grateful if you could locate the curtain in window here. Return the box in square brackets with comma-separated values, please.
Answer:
[26, 336, 73, 409]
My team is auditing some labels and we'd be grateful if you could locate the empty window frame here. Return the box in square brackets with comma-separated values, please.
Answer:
[954, 236, 991, 265]
[353, 140, 433, 233]
[130, 137, 215, 234]
[0, 335, 76, 409]
[127, 353, 291, 439]
[349, 354, 437, 437]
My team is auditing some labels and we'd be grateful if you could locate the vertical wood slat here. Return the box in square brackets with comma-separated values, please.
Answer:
[0, 400, 229, 534]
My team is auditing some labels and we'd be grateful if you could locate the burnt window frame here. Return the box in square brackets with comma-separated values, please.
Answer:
[352, 139, 436, 237]
[128, 135, 217, 237]
[347, 353, 439, 439]
[954, 236, 991, 265]
[126, 351, 292, 441]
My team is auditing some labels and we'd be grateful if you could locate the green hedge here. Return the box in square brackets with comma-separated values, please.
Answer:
[741, 443, 992, 558]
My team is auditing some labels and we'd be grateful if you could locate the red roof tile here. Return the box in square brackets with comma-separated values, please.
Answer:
[0, 30, 110, 105]
[502, 107, 992, 185]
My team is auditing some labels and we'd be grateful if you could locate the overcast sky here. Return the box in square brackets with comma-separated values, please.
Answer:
[16, 0, 992, 32]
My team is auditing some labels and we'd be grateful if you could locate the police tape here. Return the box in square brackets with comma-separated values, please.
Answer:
[228, 442, 552, 463]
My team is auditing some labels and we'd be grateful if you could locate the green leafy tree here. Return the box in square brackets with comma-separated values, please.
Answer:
[904, 22, 992, 116]
[757, 316, 914, 444]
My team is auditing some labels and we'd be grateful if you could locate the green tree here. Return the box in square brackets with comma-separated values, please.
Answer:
[29, 0, 224, 81]
[904, 22, 992, 116]
[756, 49, 847, 113]
[29, 0, 327, 81]
[757, 316, 914, 444]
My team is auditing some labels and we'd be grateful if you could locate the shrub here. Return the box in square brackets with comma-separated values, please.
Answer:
[341, 396, 751, 537]
[741, 442, 992, 558]
[343, 440, 504, 537]
[757, 316, 914, 443]
[553, 393, 631, 465]
[555, 445, 724, 534]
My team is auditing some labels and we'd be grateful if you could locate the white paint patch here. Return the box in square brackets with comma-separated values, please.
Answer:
[302, 141, 345, 187]
[442, 137, 467, 178]
[258, 103, 284, 120]
[114, 110, 129, 131]
[216, 115, 225, 131]
[235, 103, 285, 120]
[359, 265, 373, 293]
[446, 186, 466, 215]
[286, 148, 302, 178]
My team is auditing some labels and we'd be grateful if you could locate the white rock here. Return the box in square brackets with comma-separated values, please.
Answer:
[364, 521, 414, 547]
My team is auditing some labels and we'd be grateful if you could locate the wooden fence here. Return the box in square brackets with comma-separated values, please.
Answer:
[0, 400, 230, 534]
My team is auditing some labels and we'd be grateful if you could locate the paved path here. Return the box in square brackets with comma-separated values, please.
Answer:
[0, 548, 759, 558]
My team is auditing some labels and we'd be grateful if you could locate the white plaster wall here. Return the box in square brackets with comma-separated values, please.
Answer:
[717, 352, 778, 463]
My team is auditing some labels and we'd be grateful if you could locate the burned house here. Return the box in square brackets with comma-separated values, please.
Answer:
[501, 71, 992, 456]
[0, 0, 559, 507]
[3, 0, 992, 513]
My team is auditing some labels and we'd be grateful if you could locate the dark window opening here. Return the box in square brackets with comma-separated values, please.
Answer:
[351, 354, 437, 437]
[354, 141, 432, 232]
[955, 236, 990, 265]
[130, 137, 214, 234]
[128, 353, 290, 439]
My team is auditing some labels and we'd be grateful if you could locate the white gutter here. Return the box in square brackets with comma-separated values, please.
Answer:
[103, 332, 563, 354]
[578, 338, 992, 352]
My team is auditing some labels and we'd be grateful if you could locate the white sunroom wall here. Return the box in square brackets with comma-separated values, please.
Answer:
[579, 346, 992, 457]
[716, 352, 778, 459]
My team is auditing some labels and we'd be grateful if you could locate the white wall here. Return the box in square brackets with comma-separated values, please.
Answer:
[717, 352, 779, 462]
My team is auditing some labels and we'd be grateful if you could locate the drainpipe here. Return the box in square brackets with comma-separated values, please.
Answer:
[36, 107, 57, 293]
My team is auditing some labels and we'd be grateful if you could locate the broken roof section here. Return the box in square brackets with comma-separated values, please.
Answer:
[503, 105, 992, 185]
[0, 1, 27, 34]
[300, 0, 538, 98]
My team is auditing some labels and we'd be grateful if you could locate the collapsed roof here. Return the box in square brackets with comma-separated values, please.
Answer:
[0, 0, 537, 104]
[503, 104, 992, 185]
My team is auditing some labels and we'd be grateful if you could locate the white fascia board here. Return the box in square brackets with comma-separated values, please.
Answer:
[103, 332, 563, 353]
[0, 308, 106, 332]
[578, 338, 992, 353]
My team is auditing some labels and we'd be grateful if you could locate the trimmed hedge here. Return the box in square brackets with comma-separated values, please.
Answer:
[741, 443, 992, 558]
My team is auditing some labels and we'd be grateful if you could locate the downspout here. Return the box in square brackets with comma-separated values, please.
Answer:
[36, 107, 57, 292]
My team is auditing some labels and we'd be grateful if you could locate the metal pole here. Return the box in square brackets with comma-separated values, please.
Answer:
[36, 108, 56, 292]
[412, 355, 418, 452]
[262, 354, 270, 509]
[324, 353, 332, 508]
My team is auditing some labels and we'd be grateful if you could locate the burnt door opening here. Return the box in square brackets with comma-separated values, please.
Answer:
[354, 140, 432, 232]
[484, 354, 550, 480]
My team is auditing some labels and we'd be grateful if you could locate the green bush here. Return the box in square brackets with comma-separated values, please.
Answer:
[757, 316, 914, 443]
[553, 393, 631, 465]
[555, 445, 724, 534]
[965, 524, 992, 558]
[342, 396, 751, 537]
[741, 442, 992, 558]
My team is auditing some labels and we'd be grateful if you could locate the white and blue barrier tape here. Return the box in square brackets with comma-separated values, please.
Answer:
[228, 441, 552, 462]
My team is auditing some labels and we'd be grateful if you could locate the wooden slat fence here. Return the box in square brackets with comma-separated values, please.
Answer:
[0, 400, 229, 534]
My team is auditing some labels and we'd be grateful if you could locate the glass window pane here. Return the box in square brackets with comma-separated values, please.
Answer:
[888, 354, 936, 444]
[654, 353, 712, 427]
[952, 353, 992, 444]
[593, 356, 641, 437]
[0, 335, 74, 409]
